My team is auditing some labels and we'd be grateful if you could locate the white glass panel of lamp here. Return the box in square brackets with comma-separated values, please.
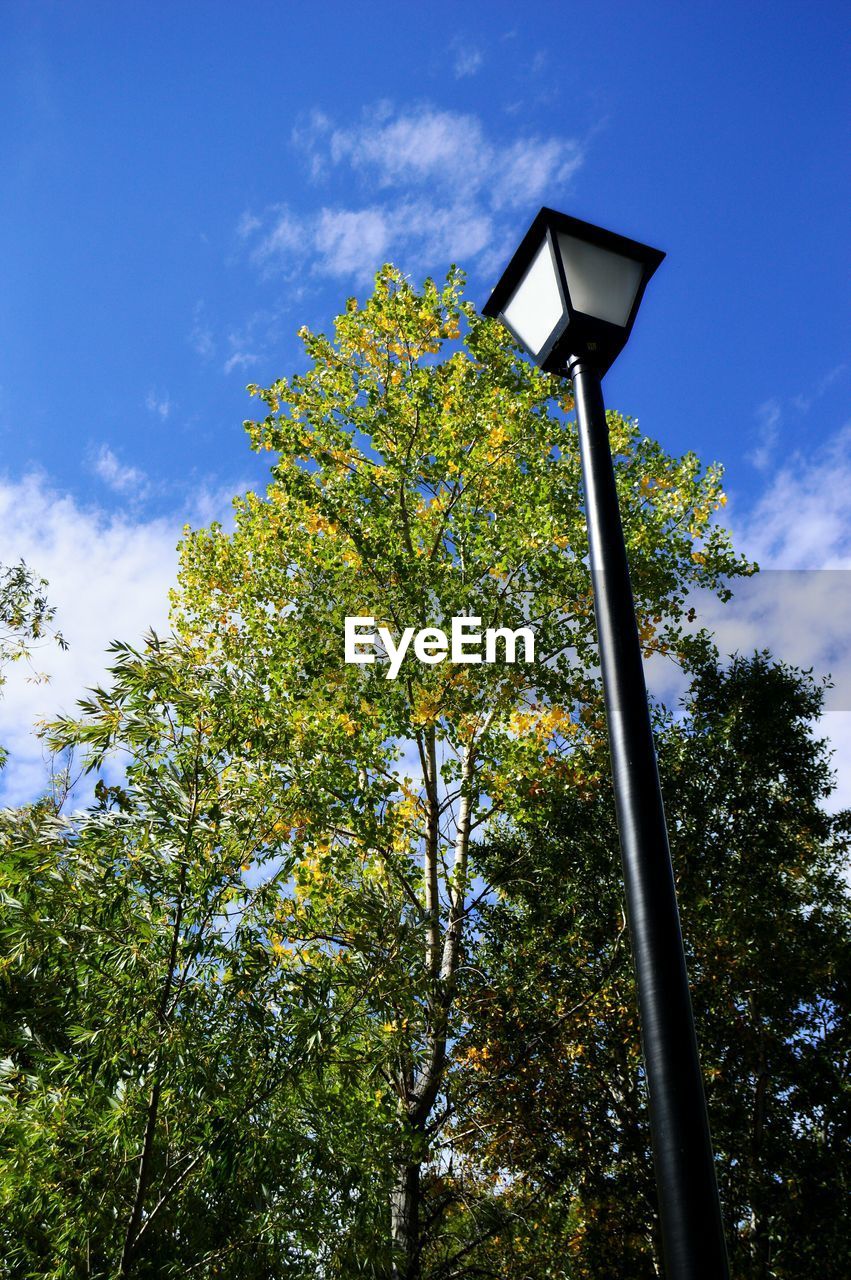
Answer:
[502, 238, 563, 356]
[556, 232, 644, 328]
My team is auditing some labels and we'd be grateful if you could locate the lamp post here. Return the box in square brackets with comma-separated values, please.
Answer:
[483, 208, 729, 1280]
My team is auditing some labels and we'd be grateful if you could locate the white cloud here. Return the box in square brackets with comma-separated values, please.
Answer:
[329, 109, 488, 189]
[91, 444, 149, 499]
[220, 306, 288, 374]
[748, 363, 848, 471]
[314, 207, 392, 278]
[246, 197, 497, 288]
[250, 207, 303, 263]
[647, 418, 851, 822]
[491, 136, 583, 210]
[236, 211, 262, 238]
[452, 42, 483, 79]
[694, 571, 851, 709]
[792, 361, 847, 414]
[189, 301, 215, 360]
[322, 106, 581, 210]
[0, 472, 237, 808]
[245, 103, 588, 286]
[709, 420, 851, 814]
[406, 200, 493, 263]
[289, 109, 335, 180]
[747, 397, 781, 471]
[145, 389, 171, 420]
[734, 421, 851, 569]
[223, 350, 260, 375]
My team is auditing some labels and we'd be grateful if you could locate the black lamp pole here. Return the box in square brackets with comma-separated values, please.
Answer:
[484, 208, 730, 1276]
[569, 353, 729, 1280]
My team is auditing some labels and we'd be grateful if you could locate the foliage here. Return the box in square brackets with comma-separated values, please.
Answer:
[458, 653, 851, 1279]
[0, 561, 64, 669]
[3, 264, 810, 1279]
[0, 560, 67, 767]
[1, 633, 395, 1278]
[167, 263, 749, 1275]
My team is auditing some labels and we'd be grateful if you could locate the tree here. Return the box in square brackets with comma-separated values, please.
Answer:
[1, 632, 396, 1278]
[0, 560, 66, 768]
[167, 263, 750, 1276]
[456, 653, 851, 1279]
[3, 264, 772, 1276]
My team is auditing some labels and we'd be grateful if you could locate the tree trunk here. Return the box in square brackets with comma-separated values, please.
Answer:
[749, 1022, 771, 1278]
[389, 743, 477, 1275]
[118, 1073, 162, 1278]
[390, 1160, 421, 1280]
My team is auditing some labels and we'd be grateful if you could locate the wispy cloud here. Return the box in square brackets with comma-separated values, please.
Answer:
[236, 211, 262, 238]
[747, 397, 781, 471]
[221, 306, 287, 376]
[313, 207, 393, 277]
[145, 389, 171, 420]
[748, 361, 848, 470]
[189, 301, 215, 360]
[450, 38, 484, 79]
[327, 108, 480, 188]
[243, 207, 303, 254]
[792, 360, 847, 413]
[736, 420, 851, 569]
[288, 109, 334, 182]
[320, 105, 583, 209]
[223, 350, 260, 375]
[243, 102, 587, 286]
[91, 445, 149, 499]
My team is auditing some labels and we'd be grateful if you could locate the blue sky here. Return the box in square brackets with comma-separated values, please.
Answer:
[1, 1, 849, 806]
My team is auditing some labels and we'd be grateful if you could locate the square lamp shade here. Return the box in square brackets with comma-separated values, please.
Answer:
[482, 208, 665, 377]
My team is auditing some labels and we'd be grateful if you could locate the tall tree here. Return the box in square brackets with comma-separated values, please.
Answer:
[456, 653, 851, 1279]
[170, 263, 749, 1275]
[1, 632, 395, 1278]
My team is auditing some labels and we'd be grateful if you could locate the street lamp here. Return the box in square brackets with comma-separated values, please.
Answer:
[484, 208, 730, 1280]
